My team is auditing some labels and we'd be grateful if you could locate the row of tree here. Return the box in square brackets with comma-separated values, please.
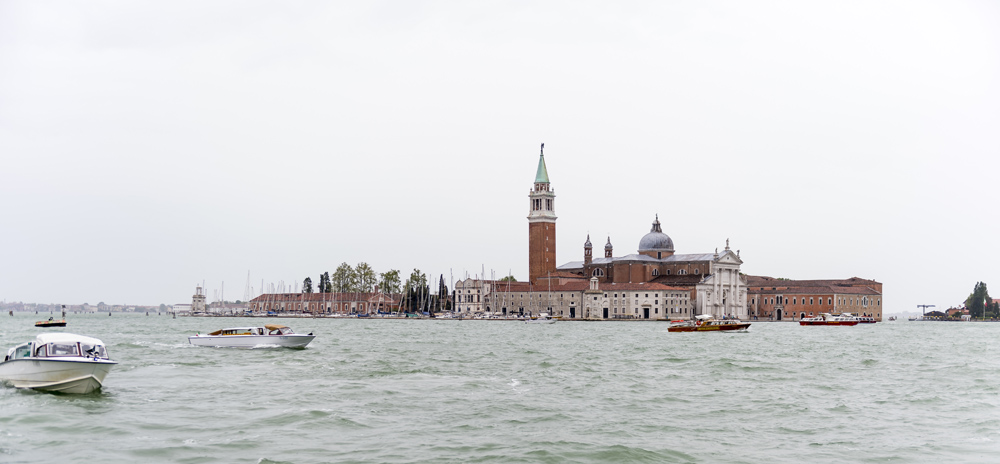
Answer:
[966, 282, 999, 319]
[300, 263, 452, 313]
[302, 263, 402, 294]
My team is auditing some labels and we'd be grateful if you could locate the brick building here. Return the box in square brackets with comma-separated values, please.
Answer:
[745, 276, 883, 321]
[455, 277, 691, 320]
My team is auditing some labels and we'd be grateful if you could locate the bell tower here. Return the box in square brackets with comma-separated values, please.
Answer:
[528, 143, 557, 283]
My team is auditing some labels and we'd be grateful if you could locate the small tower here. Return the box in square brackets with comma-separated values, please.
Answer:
[192, 286, 207, 313]
[584, 234, 593, 265]
[584, 276, 604, 320]
[605, 237, 613, 258]
[528, 143, 557, 283]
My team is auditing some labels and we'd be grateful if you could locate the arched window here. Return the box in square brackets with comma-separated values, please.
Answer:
[652, 269, 659, 276]
[592, 268, 604, 277]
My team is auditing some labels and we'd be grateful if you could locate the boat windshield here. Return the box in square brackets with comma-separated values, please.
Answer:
[81, 343, 108, 359]
[48, 342, 80, 357]
[14, 343, 31, 359]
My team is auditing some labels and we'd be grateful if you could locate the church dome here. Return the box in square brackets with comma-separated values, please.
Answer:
[638, 215, 674, 252]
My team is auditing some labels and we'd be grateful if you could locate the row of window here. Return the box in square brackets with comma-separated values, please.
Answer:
[751, 296, 881, 307]
[593, 268, 702, 277]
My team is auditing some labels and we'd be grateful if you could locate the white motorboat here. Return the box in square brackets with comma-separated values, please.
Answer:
[0, 333, 116, 394]
[188, 324, 315, 348]
[799, 313, 859, 326]
[525, 313, 556, 324]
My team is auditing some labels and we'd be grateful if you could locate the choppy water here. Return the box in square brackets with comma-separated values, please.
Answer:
[2, 313, 1000, 463]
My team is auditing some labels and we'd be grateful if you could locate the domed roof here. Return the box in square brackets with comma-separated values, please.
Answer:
[638, 215, 674, 252]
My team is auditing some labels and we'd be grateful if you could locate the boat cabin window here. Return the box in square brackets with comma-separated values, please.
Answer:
[48, 343, 80, 357]
[81, 343, 108, 359]
[14, 344, 32, 359]
[222, 329, 254, 335]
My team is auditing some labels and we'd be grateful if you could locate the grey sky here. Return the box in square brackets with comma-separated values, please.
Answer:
[1, 1, 997, 312]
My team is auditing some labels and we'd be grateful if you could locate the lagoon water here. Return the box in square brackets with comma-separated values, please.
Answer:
[2, 313, 1000, 463]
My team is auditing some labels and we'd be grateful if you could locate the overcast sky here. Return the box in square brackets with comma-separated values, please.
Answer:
[1, 1, 997, 312]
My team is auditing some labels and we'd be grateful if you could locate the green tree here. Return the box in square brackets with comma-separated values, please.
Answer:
[319, 272, 332, 293]
[405, 269, 428, 312]
[332, 262, 356, 293]
[436, 274, 449, 313]
[356, 262, 378, 293]
[406, 269, 427, 292]
[499, 275, 517, 282]
[965, 282, 991, 319]
[303, 277, 313, 293]
[379, 269, 401, 294]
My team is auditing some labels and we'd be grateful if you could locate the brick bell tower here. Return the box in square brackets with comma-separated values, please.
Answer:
[528, 143, 557, 283]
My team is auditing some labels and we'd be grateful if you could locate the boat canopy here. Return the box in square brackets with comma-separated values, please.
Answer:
[34, 333, 105, 347]
[264, 324, 289, 331]
[695, 315, 714, 320]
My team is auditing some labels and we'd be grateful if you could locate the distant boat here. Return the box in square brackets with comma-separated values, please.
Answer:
[0, 333, 116, 394]
[800, 313, 859, 326]
[188, 324, 315, 348]
[525, 313, 556, 324]
[35, 317, 66, 327]
[668, 315, 750, 332]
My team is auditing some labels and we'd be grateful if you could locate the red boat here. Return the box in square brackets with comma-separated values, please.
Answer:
[799, 313, 859, 326]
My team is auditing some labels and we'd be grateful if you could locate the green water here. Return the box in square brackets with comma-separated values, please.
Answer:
[2, 313, 999, 463]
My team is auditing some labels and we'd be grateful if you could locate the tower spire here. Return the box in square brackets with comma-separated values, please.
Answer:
[534, 143, 550, 184]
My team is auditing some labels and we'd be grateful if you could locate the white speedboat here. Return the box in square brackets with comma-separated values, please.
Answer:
[188, 324, 315, 348]
[0, 333, 116, 394]
[799, 313, 859, 326]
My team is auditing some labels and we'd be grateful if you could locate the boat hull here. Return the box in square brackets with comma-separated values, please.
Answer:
[799, 320, 859, 326]
[188, 334, 315, 348]
[0, 359, 116, 394]
[35, 320, 67, 327]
